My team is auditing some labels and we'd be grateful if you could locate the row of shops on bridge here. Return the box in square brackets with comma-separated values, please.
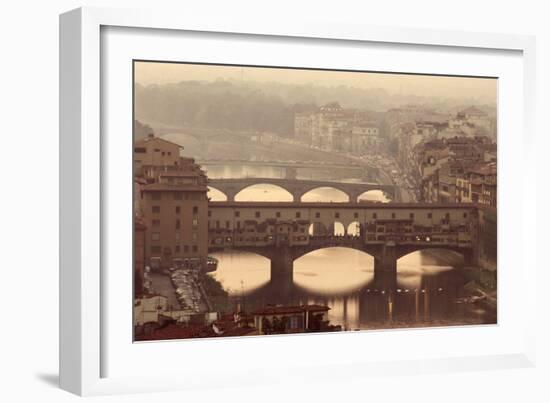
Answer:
[207, 215, 476, 250]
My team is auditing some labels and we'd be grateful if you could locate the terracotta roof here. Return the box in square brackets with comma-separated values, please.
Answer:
[135, 322, 256, 341]
[134, 135, 185, 149]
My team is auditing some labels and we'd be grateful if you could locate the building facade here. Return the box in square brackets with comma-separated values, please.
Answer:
[294, 102, 381, 154]
[134, 134, 209, 270]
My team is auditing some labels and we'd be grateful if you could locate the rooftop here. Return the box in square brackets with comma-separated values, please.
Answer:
[460, 106, 488, 116]
[142, 182, 208, 192]
[134, 134, 185, 149]
[135, 322, 256, 341]
[250, 304, 330, 316]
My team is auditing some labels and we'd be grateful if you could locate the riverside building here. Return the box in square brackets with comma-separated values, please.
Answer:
[134, 134, 209, 270]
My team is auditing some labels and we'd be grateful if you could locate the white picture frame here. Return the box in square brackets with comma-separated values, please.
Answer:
[59, 6, 537, 396]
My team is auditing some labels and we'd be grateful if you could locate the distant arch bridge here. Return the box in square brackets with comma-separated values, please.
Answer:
[208, 178, 397, 202]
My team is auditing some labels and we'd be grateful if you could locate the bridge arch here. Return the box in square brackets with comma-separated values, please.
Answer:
[207, 186, 228, 201]
[396, 246, 470, 265]
[356, 189, 391, 203]
[300, 186, 350, 203]
[234, 183, 294, 202]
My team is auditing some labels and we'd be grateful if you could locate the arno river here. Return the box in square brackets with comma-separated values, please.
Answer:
[203, 164, 496, 330]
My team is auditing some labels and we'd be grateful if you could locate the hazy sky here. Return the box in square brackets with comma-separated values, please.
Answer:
[135, 61, 497, 102]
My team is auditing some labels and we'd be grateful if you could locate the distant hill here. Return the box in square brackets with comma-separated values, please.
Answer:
[134, 80, 494, 137]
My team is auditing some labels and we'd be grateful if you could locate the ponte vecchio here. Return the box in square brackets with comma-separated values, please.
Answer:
[207, 202, 480, 282]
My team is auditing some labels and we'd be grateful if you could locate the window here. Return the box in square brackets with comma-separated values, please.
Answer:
[315, 212, 320, 218]
[428, 213, 432, 219]
[184, 245, 189, 253]
[372, 213, 377, 219]
[152, 206, 160, 214]
[151, 246, 161, 253]
[192, 217, 198, 227]
[175, 232, 180, 241]
[463, 212, 468, 218]
[174, 192, 183, 200]
[354, 212, 359, 218]
[175, 206, 181, 214]
[175, 220, 181, 229]
[151, 193, 161, 201]
[208, 211, 212, 217]
[193, 206, 198, 214]
[235, 211, 240, 218]
[276, 212, 281, 218]
[175, 245, 180, 253]
[445, 213, 450, 220]
[192, 245, 198, 253]
[255, 211, 261, 218]
[151, 232, 160, 241]
[216, 220, 220, 229]
[152, 219, 160, 227]
[134, 147, 146, 153]
[237, 221, 241, 229]
[410, 213, 414, 219]
[192, 232, 198, 242]
[295, 212, 301, 219]
[226, 221, 230, 229]
[391, 213, 396, 219]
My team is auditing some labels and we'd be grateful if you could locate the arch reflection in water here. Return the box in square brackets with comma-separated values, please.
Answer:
[208, 251, 270, 295]
[208, 248, 496, 331]
[293, 247, 374, 295]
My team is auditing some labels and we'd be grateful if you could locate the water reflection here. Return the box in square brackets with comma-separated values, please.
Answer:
[294, 248, 373, 295]
[208, 249, 495, 330]
[208, 251, 270, 295]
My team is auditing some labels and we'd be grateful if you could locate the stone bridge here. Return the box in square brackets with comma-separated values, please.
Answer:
[207, 202, 479, 282]
[208, 178, 397, 202]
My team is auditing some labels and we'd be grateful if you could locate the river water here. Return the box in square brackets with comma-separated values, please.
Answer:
[203, 164, 496, 330]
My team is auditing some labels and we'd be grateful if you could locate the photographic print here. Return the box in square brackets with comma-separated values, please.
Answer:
[132, 61, 497, 341]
